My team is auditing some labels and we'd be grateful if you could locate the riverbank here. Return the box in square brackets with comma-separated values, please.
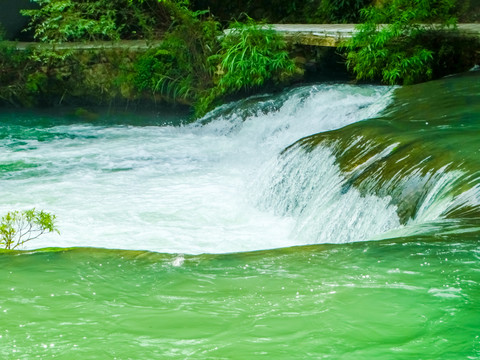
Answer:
[1, 23, 479, 114]
[0, 35, 348, 112]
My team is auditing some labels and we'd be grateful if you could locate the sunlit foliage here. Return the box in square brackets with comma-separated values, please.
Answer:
[345, 0, 458, 84]
[0, 209, 59, 250]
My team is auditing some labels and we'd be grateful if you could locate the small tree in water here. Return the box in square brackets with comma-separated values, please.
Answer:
[0, 209, 59, 250]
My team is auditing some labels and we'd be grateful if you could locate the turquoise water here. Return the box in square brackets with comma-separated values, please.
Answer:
[1, 240, 479, 359]
[0, 73, 479, 359]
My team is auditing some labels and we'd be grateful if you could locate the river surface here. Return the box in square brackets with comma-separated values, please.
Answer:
[0, 73, 479, 359]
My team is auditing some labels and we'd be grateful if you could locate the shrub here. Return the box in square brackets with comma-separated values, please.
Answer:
[345, 0, 459, 85]
[315, 0, 372, 23]
[133, 4, 220, 107]
[0, 209, 59, 250]
[133, 16, 297, 116]
[21, 0, 169, 42]
[191, 0, 368, 24]
[196, 19, 296, 115]
[15, 1, 298, 115]
[215, 20, 295, 95]
[0, 42, 37, 106]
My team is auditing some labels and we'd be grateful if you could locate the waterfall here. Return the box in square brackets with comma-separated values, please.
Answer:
[253, 144, 401, 244]
[1, 73, 479, 360]
[0, 74, 478, 253]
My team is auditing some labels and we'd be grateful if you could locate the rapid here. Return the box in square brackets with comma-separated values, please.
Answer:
[0, 72, 479, 359]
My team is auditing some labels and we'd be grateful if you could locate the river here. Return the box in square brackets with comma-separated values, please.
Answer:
[0, 72, 479, 359]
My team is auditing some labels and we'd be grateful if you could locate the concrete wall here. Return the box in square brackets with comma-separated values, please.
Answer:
[0, 0, 37, 40]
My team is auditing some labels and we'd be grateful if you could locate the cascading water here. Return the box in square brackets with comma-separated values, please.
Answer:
[1, 73, 479, 360]
[0, 83, 397, 253]
[252, 73, 480, 246]
[297, 73, 480, 239]
[253, 144, 401, 244]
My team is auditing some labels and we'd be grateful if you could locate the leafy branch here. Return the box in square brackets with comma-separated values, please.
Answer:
[0, 209, 59, 250]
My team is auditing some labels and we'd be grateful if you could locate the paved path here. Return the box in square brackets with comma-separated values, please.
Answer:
[270, 23, 480, 46]
[12, 39, 163, 51]
[9, 24, 480, 50]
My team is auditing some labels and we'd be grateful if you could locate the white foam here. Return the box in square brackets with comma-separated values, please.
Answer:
[0, 84, 394, 253]
[254, 145, 401, 244]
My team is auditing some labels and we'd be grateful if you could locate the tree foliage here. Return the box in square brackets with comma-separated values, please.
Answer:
[0, 209, 59, 250]
[133, 15, 296, 117]
[316, 0, 372, 23]
[14, 0, 299, 115]
[191, 0, 369, 24]
[134, 4, 220, 108]
[21, 0, 169, 42]
[345, 0, 458, 85]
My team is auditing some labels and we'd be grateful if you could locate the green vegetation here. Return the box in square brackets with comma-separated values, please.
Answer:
[133, 3, 220, 110]
[0, 209, 59, 250]
[191, 0, 369, 24]
[0, 0, 298, 115]
[214, 21, 295, 96]
[0, 42, 35, 106]
[311, 0, 372, 23]
[0, 0, 478, 112]
[21, 0, 169, 42]
[345, 0, 479, 85]
[0, 43, 138, 107]
[199, 20, 296, 115]
[132, 14, 296, 116]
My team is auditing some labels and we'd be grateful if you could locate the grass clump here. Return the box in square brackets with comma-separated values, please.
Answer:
[133, 15, 297, 117]
[215, 20, 295, 96]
